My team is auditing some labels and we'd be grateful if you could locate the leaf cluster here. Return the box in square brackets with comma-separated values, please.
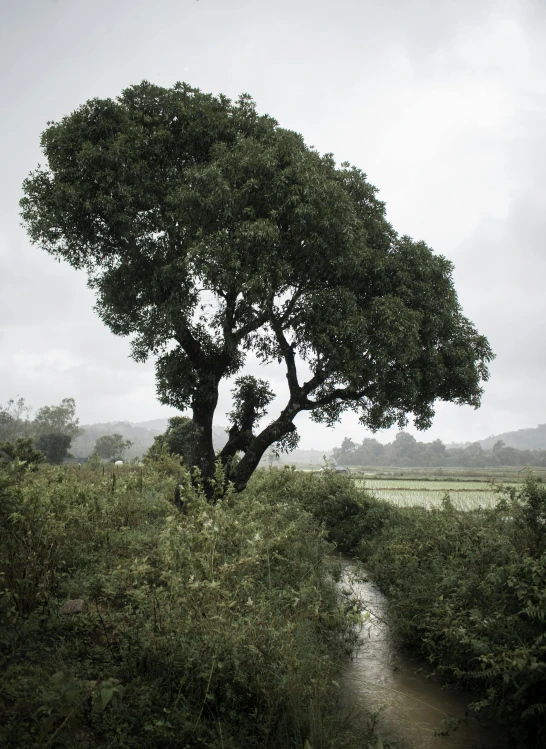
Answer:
[21, 81, 493, 441]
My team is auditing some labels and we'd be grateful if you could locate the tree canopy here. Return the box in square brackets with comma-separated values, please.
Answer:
[146, 416, 193, 465]
[32, 397, 82, 439]
[0, 397, 82, 464]
[93, 434, 133, 461]
[20, 81, 494, 493]
[332, 432, 546, 468]
[34, 432, 73, 464]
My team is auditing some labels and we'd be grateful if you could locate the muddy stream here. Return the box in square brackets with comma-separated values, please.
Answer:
[337, 559, 505, 748]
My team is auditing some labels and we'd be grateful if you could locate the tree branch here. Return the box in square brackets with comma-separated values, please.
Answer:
[272, 322, 301, 399]
[278, 285, 304, 326]
[175, 326, 209, 371]
[303, 385, 368, 410]
[232, 309, 269, 343]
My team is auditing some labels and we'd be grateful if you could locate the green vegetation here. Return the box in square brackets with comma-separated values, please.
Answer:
[92, 434, 134, 462]
[333, 431, 546, 467]
[145, 417, 194, 466]
[21, 80, 492, 492]
[296, 468, 546, 748]
[0, 397, 83, 465]
[4, 452, 544, 747]
[0, 437, 45, 469]
[34, 433, 73, 465]
[0, 461, 371, 749]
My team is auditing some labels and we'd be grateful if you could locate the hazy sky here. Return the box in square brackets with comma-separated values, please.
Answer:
[1, 0, 545, 448]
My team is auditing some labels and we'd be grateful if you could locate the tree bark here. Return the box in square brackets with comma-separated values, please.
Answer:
[189, 373, 220, 497]
[227, 403, 300, 492]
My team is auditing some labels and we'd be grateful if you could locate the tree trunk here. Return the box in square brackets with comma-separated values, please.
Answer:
[189, 374, 219, 497]
[227, 406, 299, 492]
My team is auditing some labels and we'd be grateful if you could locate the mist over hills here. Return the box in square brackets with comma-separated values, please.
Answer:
[446, 424, 546, 451]
[71, 419, 229, 459]
[71, 419, 331, 463]
[71, 418, 546, 464]
[477, 424, 546, 451]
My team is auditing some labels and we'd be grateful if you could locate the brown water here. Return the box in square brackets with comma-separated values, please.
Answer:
[338, 560, 505, 749]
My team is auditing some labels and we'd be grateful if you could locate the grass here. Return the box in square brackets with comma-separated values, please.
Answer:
[0, 460, 372, 749]
[294, 466, 546, 748]
[353, 478, 499, 509]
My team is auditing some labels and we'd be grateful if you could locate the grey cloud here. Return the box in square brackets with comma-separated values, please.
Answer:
[2, 0, 546, 448]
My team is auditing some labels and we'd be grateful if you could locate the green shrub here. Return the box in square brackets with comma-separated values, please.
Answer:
[358, 479, 546, 747]
[249, 466, 400, 555]
[0, 463, 369, 749]
[0, 437, 45, 470]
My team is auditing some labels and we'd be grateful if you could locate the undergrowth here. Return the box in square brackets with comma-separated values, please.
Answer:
[0, 461, 371, 749]
[293, 467, 546, 748]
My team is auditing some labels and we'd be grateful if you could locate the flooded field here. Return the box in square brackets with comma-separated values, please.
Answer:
[354, 478, 500, 509]
[344, 466, 546, 509]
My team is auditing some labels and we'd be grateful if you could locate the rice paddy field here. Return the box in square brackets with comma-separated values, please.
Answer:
[348, 467, 546, 509]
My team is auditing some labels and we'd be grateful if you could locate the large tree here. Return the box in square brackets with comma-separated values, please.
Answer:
[34, 432, 73, 464]
[20, 81, 494, 494]
[32, 397, 82, 439]
[93, 433, 133, 461]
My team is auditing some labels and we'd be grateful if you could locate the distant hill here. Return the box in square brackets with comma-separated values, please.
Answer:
[72, 419, 229, 459]
[71, 420, 163, 459]
[478, 424, 546, 451]
[72, 418, 330, 463]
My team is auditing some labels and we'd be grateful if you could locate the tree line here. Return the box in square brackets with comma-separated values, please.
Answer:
[333, 432, 546, 468]
[0, 397, 132, 464]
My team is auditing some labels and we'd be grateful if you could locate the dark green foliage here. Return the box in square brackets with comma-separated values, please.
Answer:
[300, 471, 546, 747]
[145, 416, 193, 465]
[0, 464, 370, 749]
[21, 80, 493, 491]
[93, 433, 133, 461]
[0, 437, 45, 469]
[34, 432, 72, 464]
[251, 467, 399, 555]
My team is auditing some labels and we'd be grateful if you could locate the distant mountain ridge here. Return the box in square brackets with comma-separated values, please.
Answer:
[477, 423, 546, 451]
[72, 419, 229, 459]
[71, 418, 330, 463]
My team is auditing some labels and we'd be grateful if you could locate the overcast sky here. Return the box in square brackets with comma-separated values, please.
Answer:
[1, 0, 545, 448]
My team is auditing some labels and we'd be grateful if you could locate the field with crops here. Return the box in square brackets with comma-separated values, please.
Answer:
[348, 467, 546, 509]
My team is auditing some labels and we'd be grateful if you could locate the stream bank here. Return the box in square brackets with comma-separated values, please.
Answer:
[338, 559, 505, 749]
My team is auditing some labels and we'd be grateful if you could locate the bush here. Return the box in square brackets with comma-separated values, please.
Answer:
[34, 432, 72, 464]
[332, 476, 546, 748]
[249, 466, 400, 556]
[0, 437, 45, 469]
[0, 463, 369, 749]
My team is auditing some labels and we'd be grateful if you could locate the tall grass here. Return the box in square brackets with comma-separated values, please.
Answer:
[0, 461, 371, 749]
[293, 467, 546, 748]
